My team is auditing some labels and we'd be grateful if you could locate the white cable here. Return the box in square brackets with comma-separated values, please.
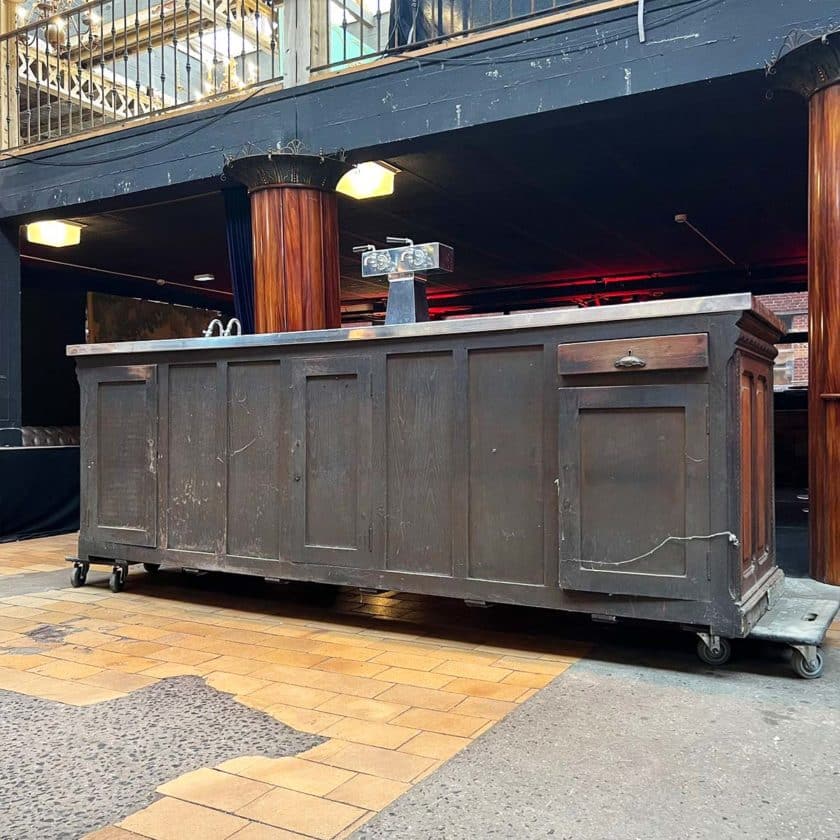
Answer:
[580, 531, 740, 568]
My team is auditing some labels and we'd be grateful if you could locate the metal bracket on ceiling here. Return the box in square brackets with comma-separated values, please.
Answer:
[637, 0, 646, 43]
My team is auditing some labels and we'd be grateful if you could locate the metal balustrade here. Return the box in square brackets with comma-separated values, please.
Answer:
[0, 0, 283, 149]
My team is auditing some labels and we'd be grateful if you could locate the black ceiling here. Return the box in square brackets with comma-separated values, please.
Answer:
[19, 70, 809, 314]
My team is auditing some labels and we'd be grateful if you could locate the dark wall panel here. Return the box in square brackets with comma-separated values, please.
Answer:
[227, 361, 285, 559]
[167, 364, 220, 552]
[385, 352, 455, 575]
[468, 346, 544, 584]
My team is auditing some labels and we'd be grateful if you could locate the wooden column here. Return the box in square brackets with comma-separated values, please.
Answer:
[224, 151, 351, 333]
[773, 34, 840, 583]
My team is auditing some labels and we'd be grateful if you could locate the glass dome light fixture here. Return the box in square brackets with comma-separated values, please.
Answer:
[25, 219, 84, 248]
[337, 161, 398, 200]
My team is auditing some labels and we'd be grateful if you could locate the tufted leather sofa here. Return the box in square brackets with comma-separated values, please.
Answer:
[20, 426, 81, 447]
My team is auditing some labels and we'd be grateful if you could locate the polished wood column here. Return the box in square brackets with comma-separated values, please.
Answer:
[773, 34, 840, 583]
[224, 151, 351, 333]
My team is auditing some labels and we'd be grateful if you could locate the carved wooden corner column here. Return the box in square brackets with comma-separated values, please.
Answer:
[224, 149, 352, 333]
[772, 30, 840, 584]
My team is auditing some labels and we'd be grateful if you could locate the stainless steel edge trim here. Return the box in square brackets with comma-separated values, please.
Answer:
[68, 293, 769, 357]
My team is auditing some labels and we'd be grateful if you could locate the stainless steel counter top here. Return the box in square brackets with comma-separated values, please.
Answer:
[67, 293, 783, 357]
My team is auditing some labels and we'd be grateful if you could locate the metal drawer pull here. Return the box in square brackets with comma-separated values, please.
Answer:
[614, 352, 647, 369]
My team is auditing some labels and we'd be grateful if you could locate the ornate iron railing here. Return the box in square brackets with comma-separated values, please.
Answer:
[313, 0, 590, 71]
[0, 0, 283, 149]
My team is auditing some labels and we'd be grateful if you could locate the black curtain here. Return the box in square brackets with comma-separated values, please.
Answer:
[223, 186, 255, 334]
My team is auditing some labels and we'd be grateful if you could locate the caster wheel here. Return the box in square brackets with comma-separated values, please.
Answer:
[697, 637, 732, 667]
[70, 565, 87, 588]
[143, 563, 160, 574]
[109, 568, 125, 593]
[792, 649, 824, 679]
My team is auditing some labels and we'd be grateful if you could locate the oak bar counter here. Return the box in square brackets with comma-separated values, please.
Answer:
[68, 293, 785, 641]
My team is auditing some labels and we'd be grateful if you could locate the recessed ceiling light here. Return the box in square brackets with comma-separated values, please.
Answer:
[337, 161, 398, 200]
[194, 273, 215, 283]
[25, 220, 84, 248]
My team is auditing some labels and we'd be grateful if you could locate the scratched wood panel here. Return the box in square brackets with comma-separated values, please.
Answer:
[227, 361, 286, 559]
[385, 352, 455, 575]
[167, 364, 221, 552]
[468, 346, 544, 585]
[97, 381, 150, 530]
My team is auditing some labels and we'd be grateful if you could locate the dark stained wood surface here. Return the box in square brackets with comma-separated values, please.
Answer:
[808, 83, 840, 585]
[385, 352, 455, 575]
[557, 333, 708, 375]
[251, 186, 342, 334]
[468, 346, 545, 585]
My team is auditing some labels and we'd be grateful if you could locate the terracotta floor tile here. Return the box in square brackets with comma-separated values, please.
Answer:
[119, 796, 248, 840]
[81, 670, 158, 693]
[246, 681, 337, 710]
[82, 826, 149, 839]
[249, 648, 329, 669]
[431, 660, 512, 683]
[500, 670, 554, 689]
[109, 656, 166, 674]
[308, 642, 381, 663]
[31, 660, 103, 680]
[369, 650, 445, 672]
[316, 694, 408, 722]
[399, 731, 471, 760]
[261, 703, 343, 734]
[147, 646, 220, 666]
[43, 681, 125, 706]
[228, 823, 311, 840]
[389, 708, 487, 737]
[100, 640, 169, 658]
[516, 687, 539, 703]
[313, 742, 434, 783]
[492, 656, 572, 675]
[249, 664, 391, 700]
[111, 624, 170, 641]
[440, 677, 527, 701]
[372, 667, 452, 690]
[140, 662, 207, 678]
[451, 696, 517, 719]
[152, 632, 216, 651]
[319, 717, 419, 749]
[67, 630, 119, 648]
[313, 658, 390, 679]
[236, 786, 367, 840]
[158, 768, 273, 811]
[373, 684, 465, 712]
[327, 773, 410, 811]
[204, 655, 267, 675]
[206, 671, 271, 696]
[224, 756, 354, 796]
[0, 652, 54, 670]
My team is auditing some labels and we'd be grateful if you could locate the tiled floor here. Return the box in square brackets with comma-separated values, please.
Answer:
[0, 533, 77, 575]
[0, 534, 589, 840]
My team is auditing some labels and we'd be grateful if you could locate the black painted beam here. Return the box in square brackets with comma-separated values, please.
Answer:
[0, 0, 835, 220]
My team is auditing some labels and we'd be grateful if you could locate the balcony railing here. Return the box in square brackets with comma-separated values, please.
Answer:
[1, 0, 283, 149]
[0, 0, 627, 150]
[313, 0, 585, 71]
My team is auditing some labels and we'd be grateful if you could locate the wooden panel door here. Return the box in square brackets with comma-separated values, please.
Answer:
[558, 384, 710, 600]
[291, 357, 373, 567]
[739, 354, 774, 596]
[83, 365, 157, 547]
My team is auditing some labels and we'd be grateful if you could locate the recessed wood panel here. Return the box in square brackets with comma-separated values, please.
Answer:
[305, 373, 361, 550]
[580, 407, 686, 575]
[558, 333, 708, 375]
[167, 365, 220, 552]
[386, 353, 455, 575]
[227, 361, 285, 559]
[468, 347, 544, 585]
[97, 381, 149, 530]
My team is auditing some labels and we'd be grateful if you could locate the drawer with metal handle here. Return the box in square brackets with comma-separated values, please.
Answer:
[557, 333, 709, 375]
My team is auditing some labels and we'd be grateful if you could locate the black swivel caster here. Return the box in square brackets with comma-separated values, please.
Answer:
[696, 636, 732, 667]
[70, 563, 88, 588]
[109, 566, 126, 593]
[791, 648, 824, 679]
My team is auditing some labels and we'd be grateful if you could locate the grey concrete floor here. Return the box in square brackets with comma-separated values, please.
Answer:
[354, 636, 840, 840]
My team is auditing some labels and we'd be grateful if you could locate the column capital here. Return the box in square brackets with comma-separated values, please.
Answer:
[769, 27, 840, 99]
[223, 145, 352, 192]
